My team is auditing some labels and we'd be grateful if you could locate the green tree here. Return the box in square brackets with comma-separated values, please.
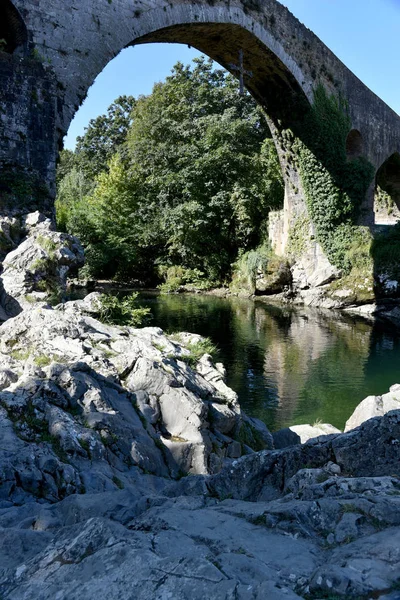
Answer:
[56, 149, 76, 185]
[75, 95, 136, 179]
[56, 57, 283, 283]
[84, 155, 163, 279]
[123, 57, 282, 281]
[55, 167, 92, 232]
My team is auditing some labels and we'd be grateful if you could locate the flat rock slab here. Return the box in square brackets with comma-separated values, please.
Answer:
[0, 501, 319, 600]
[1, 457, 400, 599]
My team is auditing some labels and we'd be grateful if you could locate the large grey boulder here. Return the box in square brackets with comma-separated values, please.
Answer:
[1, 218, 84, 318]
[0, 296, 273, 502]
[291, 243, 341, 291]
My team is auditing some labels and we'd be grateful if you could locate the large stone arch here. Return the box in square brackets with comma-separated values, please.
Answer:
[28, 2, 315, 139]
[3, 0, 400, 234]
[26, 2, 315, 241]
[10, 0, 400, 162]
[0, 0, 28, 54]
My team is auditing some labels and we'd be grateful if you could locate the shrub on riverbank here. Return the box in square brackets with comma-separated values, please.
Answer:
[230, 245, 290, 295]
[97, 293, 151, 326]
[158, 266, 214, 293]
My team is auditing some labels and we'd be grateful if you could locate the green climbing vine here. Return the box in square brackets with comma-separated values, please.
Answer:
[277, 85, 375, 273]
[286, 214, 311, 260]
[375, 185, 394, 215]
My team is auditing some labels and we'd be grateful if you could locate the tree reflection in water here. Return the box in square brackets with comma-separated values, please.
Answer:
[136, 292, 400, 431]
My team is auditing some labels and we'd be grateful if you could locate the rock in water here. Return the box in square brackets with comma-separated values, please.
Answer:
[289, 422, 341, 443]
[273, 423, 341, 449]
[345, 384, 400, 431]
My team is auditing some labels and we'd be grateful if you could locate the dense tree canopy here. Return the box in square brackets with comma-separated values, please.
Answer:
[56, 57, 283, 285]
[76, 95, 136, 179]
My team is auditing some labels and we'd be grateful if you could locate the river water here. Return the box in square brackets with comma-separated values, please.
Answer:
[136, 292, 400, 432]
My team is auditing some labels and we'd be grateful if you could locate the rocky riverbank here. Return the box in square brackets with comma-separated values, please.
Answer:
[68, 279, 400, 330]
[0, 215, 399, 599]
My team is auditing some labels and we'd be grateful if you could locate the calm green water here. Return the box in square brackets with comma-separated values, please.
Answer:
[136, 293, 400, 432]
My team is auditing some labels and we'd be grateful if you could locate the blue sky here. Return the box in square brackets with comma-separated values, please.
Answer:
[64, 0, 400, 149]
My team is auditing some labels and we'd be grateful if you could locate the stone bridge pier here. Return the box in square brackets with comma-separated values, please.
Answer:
[1, 0, 400, 250]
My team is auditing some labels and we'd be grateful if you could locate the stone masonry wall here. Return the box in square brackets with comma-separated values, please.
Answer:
[10, 0, 400, 167]
[2, 0, 400, 225]
[0, 52, 59, 202]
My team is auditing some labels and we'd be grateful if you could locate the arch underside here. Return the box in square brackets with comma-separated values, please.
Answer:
[132, 22, 310, 125]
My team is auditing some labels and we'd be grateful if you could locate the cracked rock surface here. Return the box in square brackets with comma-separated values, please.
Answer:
[0, 299, 275, 505]
[0, 228, 399, 599]
[1, 411, 400, 599]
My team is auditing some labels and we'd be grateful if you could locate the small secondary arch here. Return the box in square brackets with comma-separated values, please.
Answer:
[0, 0, 28, 54]
[346, 129, 363, 159]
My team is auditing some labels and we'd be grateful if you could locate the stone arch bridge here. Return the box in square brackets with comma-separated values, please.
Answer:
[1, 0, 400, 251]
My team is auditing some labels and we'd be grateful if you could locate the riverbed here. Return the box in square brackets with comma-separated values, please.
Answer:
[135, 292, 400, 432]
